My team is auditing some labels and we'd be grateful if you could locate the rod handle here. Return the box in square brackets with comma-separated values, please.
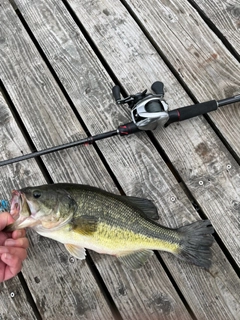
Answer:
[165, 100, 218, 126]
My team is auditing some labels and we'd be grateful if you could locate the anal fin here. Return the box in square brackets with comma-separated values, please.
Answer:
[117, 250, 154, 269]
[65, 244, 86, 260]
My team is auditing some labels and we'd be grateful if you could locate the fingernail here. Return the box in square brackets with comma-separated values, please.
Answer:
[0, 247, 9, 253]
[15, 230, 24, 237]
[5, 239, 16, 246]
[2, 253, 12, 260]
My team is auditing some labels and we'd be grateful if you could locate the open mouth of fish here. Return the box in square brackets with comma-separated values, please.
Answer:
[6, 190, 39, 231]
[10, 190, 24, 219]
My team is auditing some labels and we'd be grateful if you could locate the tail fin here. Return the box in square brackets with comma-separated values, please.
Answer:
[177, 220, 214, 269]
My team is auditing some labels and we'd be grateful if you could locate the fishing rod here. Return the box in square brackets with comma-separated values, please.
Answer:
[1, 81, 240, 167]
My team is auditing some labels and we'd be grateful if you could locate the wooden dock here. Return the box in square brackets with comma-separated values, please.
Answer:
[0, 0, 239, 319]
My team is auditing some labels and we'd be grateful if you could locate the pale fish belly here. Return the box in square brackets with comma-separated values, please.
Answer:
[34, 222, 180, 255]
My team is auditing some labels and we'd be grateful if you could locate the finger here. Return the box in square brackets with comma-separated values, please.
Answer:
[0, 233, 10, 244]
[4, 238, 29, 250]
[0, 246, 27, 261]
[0, 259, 6, 282]
[0, 212, 15, 231]
[12, 229, 26, 239]
[1, 253, 22, 281]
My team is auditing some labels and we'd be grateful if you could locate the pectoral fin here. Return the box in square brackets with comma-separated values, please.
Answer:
[71, 215, 99, 235]
[65, 244, 86, 260]
[117, 250, 154, 269]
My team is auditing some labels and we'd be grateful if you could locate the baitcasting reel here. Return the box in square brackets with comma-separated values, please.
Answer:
[112, 81, 169, 131]
[113, 81, 240, 130]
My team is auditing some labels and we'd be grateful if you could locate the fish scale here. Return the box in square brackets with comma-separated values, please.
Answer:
[5, 183, 214, 270]
[74, 188, 182, 247]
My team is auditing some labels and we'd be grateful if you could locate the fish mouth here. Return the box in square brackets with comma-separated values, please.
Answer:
[5, 190, 40, 231]
[10, 190, 23, 219]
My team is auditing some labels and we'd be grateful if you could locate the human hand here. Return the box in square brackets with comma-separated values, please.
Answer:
[0, 212, 29, 282]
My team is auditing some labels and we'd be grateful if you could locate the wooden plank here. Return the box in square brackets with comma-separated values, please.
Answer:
[125, 0, 240, 157]
[0, 3, 116, 320]
[193, 0, 240, 53]
[0, 87, 115, 317]
[63, 0, 240, 268]
[0, 2, 193, 320]
[23, 232, 116, 320]
[0, 276, 38, 320]
[13, 0, 240, 319]
[0, 91, 39, 320]
[121, 0, 240, 263]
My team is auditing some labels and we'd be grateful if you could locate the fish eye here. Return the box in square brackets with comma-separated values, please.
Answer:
[33, 191, 41, 199]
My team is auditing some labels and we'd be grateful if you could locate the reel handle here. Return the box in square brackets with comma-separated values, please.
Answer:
[151, 81, 164, 96]
[112, 85, 121, 102]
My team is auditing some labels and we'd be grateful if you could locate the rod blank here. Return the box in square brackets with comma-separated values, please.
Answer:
[0, 130, 118, 167]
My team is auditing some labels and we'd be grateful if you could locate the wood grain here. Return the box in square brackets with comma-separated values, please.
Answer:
[125, 0, 240, 156]
[0, 92, 40, 320]
[1, 1, 192, 320]
[13, 0, 240, 319]
[194, 0, 240, 53]
[0, 85, 114, 320]
[0, 3, 116, 320]
[0, 276, 38, 320]
[63, 0, 240, 267]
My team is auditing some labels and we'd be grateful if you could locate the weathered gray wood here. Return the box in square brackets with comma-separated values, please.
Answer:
[0, 2, 193, 320]
[0, 276, 37, 320]
[123, 0, 240, 264]
[0, 78, 114, 320]
[125, 0, 240, 157]
[64, 0, 240, 268]
[0, 3, 116, 320]
[24, 232, 116, 320]
[13, 0, 240, 319]
[0, 92, 39, 320]
[194, 0, 240, 52]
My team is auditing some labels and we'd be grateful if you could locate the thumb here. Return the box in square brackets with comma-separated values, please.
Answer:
[0, 212, 15, 231]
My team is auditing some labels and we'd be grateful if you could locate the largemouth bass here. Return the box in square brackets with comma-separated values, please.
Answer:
[6, 183, 214, 269]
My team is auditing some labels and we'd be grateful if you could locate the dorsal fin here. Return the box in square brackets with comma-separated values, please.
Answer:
[121, 196, 159, 220]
